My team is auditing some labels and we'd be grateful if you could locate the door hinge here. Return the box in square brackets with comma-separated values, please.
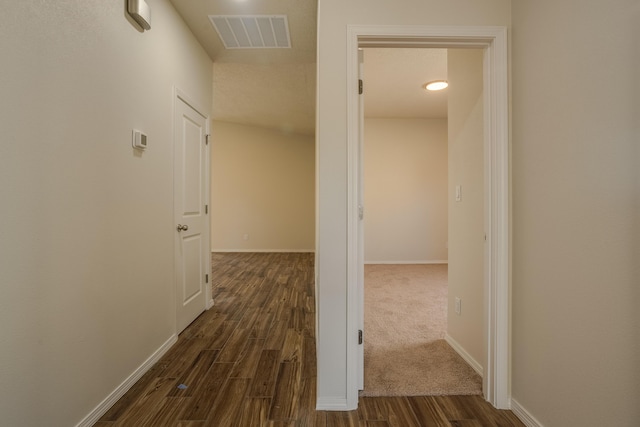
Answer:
[205, 134, 210, 145]
[358, 205, 364, 220]
[358, 329, 363, 345]
[205, 204, 208, 214]
[358, 79, 363, 95]
[205, 274, 209, 283]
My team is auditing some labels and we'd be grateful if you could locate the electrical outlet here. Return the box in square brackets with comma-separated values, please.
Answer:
[455, 297, 461, 315]
[243, 233, 249, 241]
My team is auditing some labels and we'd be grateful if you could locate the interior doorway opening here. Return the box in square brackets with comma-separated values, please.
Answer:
[345, 25, 509, 410]
[359, 47, 485, 397]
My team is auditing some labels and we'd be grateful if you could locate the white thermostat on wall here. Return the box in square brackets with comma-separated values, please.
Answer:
[132, 129, 148, 150]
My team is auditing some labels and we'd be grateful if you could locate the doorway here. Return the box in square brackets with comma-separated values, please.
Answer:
[345, 25, 509, 410]
[360, 47, 484, 397]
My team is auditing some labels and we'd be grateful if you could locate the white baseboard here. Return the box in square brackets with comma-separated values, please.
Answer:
[445, 334, 484, 377]
[212, 249, 315, 253]
[364, 260, 448, 265]
[511, 399, 544, 427]
[75, 334, 178, 427]
[316, 397, 350, 411]
[207, 298, 215, 309]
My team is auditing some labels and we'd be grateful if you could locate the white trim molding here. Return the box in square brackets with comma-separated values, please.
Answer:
[316, 397, 350, 411]
[345, 24, 510, 411]
[445, 334, 484, 377]
[364, 260, 448, 265]
[211, 249, 315, 253]
[75, 334, 178, 427]
[511, 399, 545, 427]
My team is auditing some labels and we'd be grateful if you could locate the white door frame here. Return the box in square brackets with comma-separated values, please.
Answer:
[346, 25, 509, 409]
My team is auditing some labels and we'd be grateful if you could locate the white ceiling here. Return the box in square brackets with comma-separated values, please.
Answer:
[170, 0, 448, 135]
[212, 62, 316, 135]
[363, 48, 448, 119]
[169, 0, 317, 64]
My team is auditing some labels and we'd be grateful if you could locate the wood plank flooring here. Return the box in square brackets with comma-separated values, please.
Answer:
[96, 252, 524, 427]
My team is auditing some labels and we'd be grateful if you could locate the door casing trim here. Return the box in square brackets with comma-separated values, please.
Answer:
[344, 25, 510, 410]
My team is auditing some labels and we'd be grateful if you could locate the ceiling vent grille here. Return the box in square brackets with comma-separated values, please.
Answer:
[209, 15, 291, 49]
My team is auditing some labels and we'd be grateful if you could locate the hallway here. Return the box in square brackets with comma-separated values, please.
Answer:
[95, 252, 523, 426]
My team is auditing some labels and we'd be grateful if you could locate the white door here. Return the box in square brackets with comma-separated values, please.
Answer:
[174, 94, 209, 333]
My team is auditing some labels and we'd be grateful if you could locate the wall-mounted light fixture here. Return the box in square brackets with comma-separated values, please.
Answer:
[423, 80, 448, 91]
[128, 0, 151, 31]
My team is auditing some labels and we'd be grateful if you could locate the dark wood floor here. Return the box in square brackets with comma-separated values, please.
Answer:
[96, 252, 524, 426]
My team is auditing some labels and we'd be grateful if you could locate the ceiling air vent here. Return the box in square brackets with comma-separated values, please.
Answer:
[209, 15, 291, 49]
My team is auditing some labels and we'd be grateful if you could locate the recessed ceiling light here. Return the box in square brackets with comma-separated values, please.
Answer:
[423, 80, 448, 91]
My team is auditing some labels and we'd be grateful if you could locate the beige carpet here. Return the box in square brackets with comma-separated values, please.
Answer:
[361, 264, 482, 396]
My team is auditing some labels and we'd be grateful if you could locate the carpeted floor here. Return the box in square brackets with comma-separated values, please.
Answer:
[361, 264, 482, 397]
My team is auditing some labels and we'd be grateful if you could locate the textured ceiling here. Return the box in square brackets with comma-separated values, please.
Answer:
[169, 0, 317, 64]
[169, 0, 317, 135]
[170, 1, 447, 135]
[363, 48, 448, 119]
[213, 62, 316, 135]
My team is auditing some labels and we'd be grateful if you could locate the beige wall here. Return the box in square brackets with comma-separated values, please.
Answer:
[511, 0, 640, 425]
[0, 1, 212, 425]
[446, 49, 485, 369]
[210, 121, 315, 252]
[364, 118, 448, 263]
[317, 0, 511, 407]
